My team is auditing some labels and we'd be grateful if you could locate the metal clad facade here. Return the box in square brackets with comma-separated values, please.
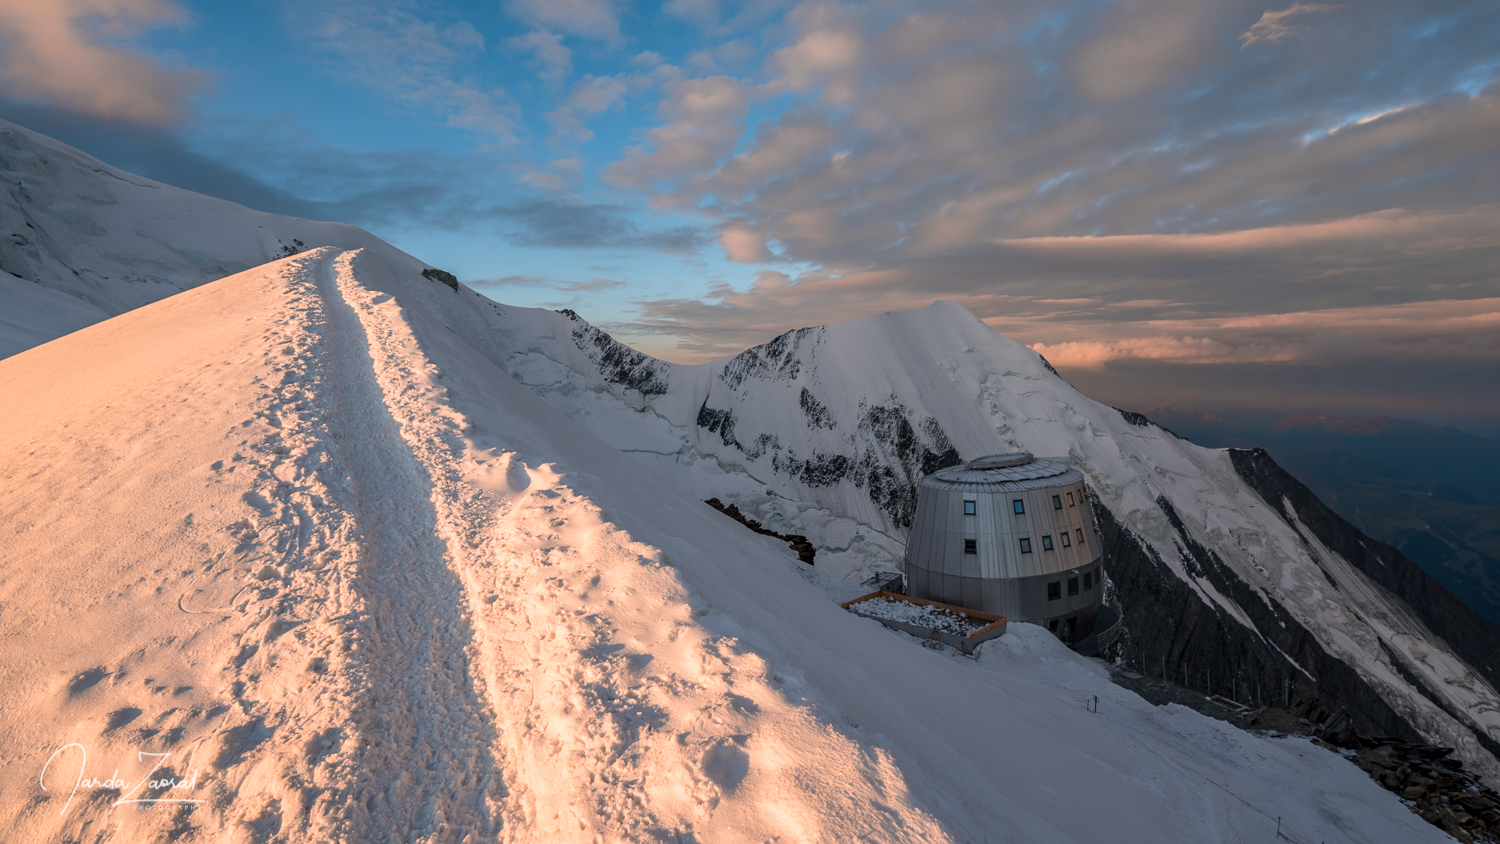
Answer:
[905, 454, 1104, 644]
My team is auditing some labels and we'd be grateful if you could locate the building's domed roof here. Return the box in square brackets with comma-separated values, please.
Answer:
[921, 452, 1082, 492]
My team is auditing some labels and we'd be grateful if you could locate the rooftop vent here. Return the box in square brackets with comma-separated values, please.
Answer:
[966, 452, 1034, 469]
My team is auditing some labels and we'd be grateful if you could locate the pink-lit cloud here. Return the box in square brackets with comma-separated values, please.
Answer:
[1239, 3, 1344, 48]
[0, 0, 204, 124]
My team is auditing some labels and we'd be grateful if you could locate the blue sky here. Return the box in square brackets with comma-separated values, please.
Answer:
[1, 0, 1497, 432]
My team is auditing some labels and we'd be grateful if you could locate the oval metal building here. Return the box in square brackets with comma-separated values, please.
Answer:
[904, 452, 1103, 645]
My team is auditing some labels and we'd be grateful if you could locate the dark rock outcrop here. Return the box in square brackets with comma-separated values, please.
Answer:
[1097, 500, 1421, 741]
[560, 309, 669, 397]
[1252, 698, 1500, 843]
[421, 267, 458, 290]
[1113, 407, 1185, 439]
[705, 498, 816, 565]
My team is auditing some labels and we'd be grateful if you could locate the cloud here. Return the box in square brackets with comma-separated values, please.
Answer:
[286, 2, 517, 142]
[546, 74, 628, 143]
[665, 0, 719, 27]
[510, 29, 572, 86]
[473, 274, 626, 293]
[1071, 0, 1225, 101]
[1032, 336, 1275, 368]
[1239, 3, 1343, 48]
[0, 0, 205, 124]
[1030, 298, 1500, 369]
[773, 22, 863, 103]
[719, 226, 771, 262]
[505, 0, 620, 42]
[623, 205, 1500, 362]
[604, 76, 750, 195]
[486, 198, 708, 250]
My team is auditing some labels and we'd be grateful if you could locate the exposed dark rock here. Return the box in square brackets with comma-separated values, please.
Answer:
[1113, 407, 1185, 439]
[697, 400, 739, 449]
[699, 390, 959, 530]
[773, 451, 852, 488]
[704, 498, 815, 565]
[853, 405, 962, 529]
[1096, 499, 1420, 741]
[720, 327, 817, 389]
[1037, 353, 1060, 377]
[421, 267, 458, 290]
[561, 310, 669, 397]
[276, 238, 305, 259]
[799, 387, 836, 429]
[744, 433, 780, 461]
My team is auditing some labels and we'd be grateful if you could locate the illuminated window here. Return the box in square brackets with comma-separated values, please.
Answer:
[1061, 532, 1072, 548]
[964, 539, 977, 554]
[1013, 499, 1025, 515]
[1067, 492, 1076, 506]
[1042, 535, 1054, 551]
[1019, 537, 1033, 553]
[1076, 528, 1085, 543]
[963, 500, 976, 515]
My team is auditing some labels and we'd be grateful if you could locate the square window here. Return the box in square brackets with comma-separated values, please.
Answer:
[963, 539, 977, 554]
[1067, 492, 1076, 506]
[963, 500, 976, 515]
[1047, 581, 1060, 601]
[1083, 572, 1092, 590]
[1061, 532, 1072, 547]
[1076, 528, 1085, 543]
[1019, 537, 1033, 553]
[1068, 577, 1079, 596]
[1013, 499, 1026, 515]
[1042, 535, 1054, 551]
[1052, 494, 1063, 510]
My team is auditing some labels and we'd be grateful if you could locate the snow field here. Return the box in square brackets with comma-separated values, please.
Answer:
[441, 292, 1500, 786]
[7, 115, 1500, 794]
[331, 248, 1446, 843]
[0, 243, 1455, 843]
[0, 252, 373, 841]
[329, 249, 949, 842]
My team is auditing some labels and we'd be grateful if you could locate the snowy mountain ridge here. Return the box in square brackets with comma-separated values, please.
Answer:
[0, 117, 410, 358]
[0, 117, 1494, 840]
[440, 289, 1500, 786]
[5, 241, 1456, 842]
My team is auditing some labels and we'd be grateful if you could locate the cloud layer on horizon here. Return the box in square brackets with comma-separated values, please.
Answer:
[592, 0, 1498, 418]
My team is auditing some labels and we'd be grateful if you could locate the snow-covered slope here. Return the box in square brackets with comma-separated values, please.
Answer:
[0, 246, 1446, 843]
[393, 296, 1500, 787]
[0, 118, 412, 359]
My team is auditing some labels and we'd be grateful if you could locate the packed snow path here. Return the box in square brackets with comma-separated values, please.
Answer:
[0, 248, 1448, 842]
[317, 254, 503, 840]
